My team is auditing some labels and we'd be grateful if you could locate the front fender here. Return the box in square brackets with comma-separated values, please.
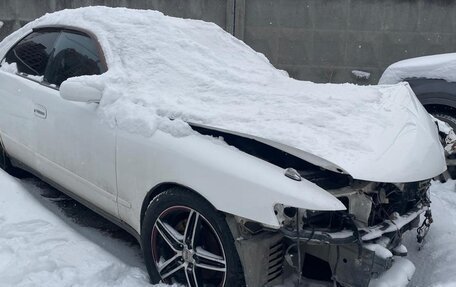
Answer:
[116, 130, 346, 233]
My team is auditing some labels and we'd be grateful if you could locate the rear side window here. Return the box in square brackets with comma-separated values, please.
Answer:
[44, 31, 105, 86]
[4, 31, 60, 77]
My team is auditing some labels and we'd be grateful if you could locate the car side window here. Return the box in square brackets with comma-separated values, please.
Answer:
[3, 31, 60, 78]
[44, 31, 105, 87]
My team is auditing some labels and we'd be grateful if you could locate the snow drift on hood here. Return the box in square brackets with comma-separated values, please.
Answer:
[0, 7, 446, 182]
[379, 53, 456, 85]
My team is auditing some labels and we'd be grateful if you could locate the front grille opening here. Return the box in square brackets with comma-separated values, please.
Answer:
[302, 253, 332, 281]
[302, 211, 346, 231]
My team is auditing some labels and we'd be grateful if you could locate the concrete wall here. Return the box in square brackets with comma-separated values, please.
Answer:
[1, 0, 455, 84]
[241, 0, 456, 84]
[0, 0, 228, 40]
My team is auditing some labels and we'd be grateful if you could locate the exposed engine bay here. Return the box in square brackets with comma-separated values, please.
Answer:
[275, 177, 431, 287]
[193, 124, 434, 287]
[227, 176, 431, 286]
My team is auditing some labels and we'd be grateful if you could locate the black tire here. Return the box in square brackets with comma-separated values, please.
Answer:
[0, 141, 15, 173]
[141, 187, 245, 287]
[432, 112, 456, 179]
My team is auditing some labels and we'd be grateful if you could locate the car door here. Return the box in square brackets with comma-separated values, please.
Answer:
[0, 30, 60, 170]
[33, 29, 119, 217]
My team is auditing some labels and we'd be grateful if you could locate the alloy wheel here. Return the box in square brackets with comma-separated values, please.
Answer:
[151, 206, 227, 286]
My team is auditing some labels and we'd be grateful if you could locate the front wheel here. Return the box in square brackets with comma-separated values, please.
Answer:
[141, 187, 245, 287]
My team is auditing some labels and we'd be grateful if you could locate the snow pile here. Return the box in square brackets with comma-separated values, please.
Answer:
[0, 60, 43, 81]
[369, 257, 415, 287]
[352, 70, 371, 80]
[0, 169, 169, 287]
[379, 53, 456, 84]
[0, 60, 17, 74]
[404, 180, 456, 287]
[0, 7, 442, 179]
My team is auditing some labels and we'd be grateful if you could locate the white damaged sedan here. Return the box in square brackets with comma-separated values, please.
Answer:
[0, 7, 446, 287]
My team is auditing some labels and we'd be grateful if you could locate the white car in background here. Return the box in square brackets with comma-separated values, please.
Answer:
[0, 7, 446, 287]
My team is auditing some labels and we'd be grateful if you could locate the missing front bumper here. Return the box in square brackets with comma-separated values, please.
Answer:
[278, 205, 426, 287]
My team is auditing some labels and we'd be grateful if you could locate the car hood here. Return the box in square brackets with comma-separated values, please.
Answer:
[379, 53, 456, 84]
[192, 84, 446, 183]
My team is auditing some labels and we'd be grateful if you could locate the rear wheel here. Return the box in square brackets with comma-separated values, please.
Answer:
[0, 141, 14, 173]
[141, 187, 245, 287]
[0, 141, 27, 177]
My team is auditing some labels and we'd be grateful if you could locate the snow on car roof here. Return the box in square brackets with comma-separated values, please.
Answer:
[0, 7, 441, 179]
[379, 53, 456, 84]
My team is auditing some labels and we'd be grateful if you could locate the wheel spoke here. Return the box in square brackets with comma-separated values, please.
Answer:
[184, 210, 199, 248]
[160, 260, 185, 280]
[185, 265, 199, 287]
[194, 247, 226, 272]
[155, 219, 184, 252]
[158, 254, 181, 276]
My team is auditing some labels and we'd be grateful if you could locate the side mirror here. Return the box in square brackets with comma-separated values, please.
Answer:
[60, 80, 102, 103]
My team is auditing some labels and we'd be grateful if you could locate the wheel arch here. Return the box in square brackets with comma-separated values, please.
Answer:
[406, 78, 456, 115]
[140, 182, 217, 229]
[418, 94, 456, 111]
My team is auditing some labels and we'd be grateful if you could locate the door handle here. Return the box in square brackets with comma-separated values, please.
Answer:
[34, 104, 47, 119]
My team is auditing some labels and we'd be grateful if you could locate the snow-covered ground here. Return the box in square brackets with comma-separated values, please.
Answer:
[0, 169, 455, 287]
[404, 180, 456, 287]
[0, 169, 159, 287]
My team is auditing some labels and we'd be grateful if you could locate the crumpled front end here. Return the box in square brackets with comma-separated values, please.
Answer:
[191, 108, 440, 286]
[226, 165, 432, 287]
[275, 179, 432, 287]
